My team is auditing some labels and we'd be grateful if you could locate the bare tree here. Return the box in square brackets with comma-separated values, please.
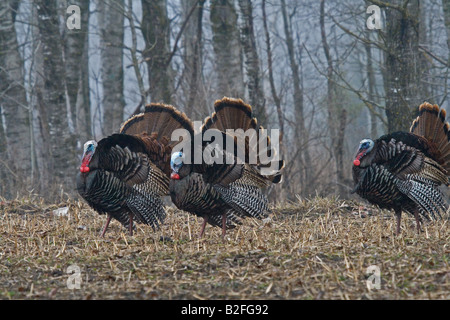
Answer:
[238, 0, 267, 126]
[320, 0, 347, 195]
[364, 29, 378, 138]
[35, 0, 77, 190]
[0, 0, 32, 194]
[182, 0, 206, 118]
[62, 0, 91, 144]
[281, 0, 314, 195]
[210, 0, 244, 98]
[125, 0, 148, 111]
[442, 0, 450, 54]
[373, 0, 429, 132]
[261, 0, 283, 143]
[98, 0, 125, 135]
[141, 0, 174, 104]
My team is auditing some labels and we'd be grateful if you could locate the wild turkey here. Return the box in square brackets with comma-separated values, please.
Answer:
[352, 102, 450, 235]
[76, 103, 193, 236]
[169, 97, 284, 238]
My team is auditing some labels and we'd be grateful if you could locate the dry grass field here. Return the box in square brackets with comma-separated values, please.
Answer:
[0, 195, 448, 301]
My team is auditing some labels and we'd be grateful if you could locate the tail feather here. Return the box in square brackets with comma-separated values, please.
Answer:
[120, 103, 194, 147]
[214, 183, 270, 219]
[202, 97, 284, 182]
[434, 110, 448, 151]
[410, 102, 450, 172]
[119, 113, 147, 137]
[202, 97, 255, 133]
[437, 122, 450, 157]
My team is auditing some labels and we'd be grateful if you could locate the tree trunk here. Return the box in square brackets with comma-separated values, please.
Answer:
[442, 0, 450, 54]
[262, 0, 283, 149]
[36, 0, 77, 191]
[0, 106, 9, 197]
[320, 0, 347, 196]
[262, 0, 285, 200]
[141, 0, 174, 104]
[30, 3, 49, 193]
[382, 0, 427, 132]
[281, 0, 313, 195]
[76, 24, 92, 144]
[364, 30, 377, 138]
[0, 0, 32, 194]
[63, 0, 91, 144]
[238, 0, 266, 126]
[210, 0, 244, 98]
[98, 0, 125, 135]
[182, 0, 206, 118]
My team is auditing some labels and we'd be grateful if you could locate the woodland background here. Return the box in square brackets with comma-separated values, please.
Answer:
[1, 0, 450, 202]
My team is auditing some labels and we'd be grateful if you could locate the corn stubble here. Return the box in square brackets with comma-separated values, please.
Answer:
[0, 195, 448, 300]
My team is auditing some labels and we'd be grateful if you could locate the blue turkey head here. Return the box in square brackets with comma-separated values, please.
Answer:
[170, 151, 184, 179]
[80, 140, 97, 173]
[353, 139, 374, 167]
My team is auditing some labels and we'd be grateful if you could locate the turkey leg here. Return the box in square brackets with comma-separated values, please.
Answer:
[100, 215, 112, 237]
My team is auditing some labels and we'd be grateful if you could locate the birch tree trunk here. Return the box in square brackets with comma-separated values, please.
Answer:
[0, 0, 32, 194]
[238, 0, 266, 126]
[210, 0, 244, 98]
[98, 0, 125, 135]
[35, 0, 77, 191]
[141, 0, 174, 104]
[0, 105, 9, 197]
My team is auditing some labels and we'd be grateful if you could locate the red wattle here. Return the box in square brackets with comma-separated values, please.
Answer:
[170, 172, 180, 180]
[80, 166, 90, 173]
[353, 159, 360, 166]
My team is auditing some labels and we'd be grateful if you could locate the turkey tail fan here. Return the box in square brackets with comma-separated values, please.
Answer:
[202, 97, 256, 133]
[120, 103, 194, 148]
[410, 102, 450, 172]
[201, 98, 250, 164]
[202, 97, 281, 172]
[119, 112, 147, 137]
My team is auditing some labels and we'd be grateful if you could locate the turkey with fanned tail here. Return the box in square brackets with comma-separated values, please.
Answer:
[169, 97, 284, 239]
[352, 102, 450, 235]
[76, 103, 193, 236]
